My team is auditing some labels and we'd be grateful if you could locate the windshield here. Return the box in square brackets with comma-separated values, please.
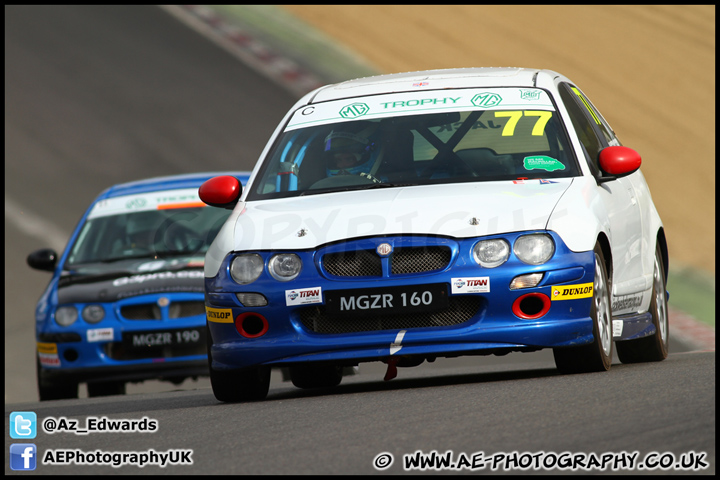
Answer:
[66, 188, 231, 267]
[248, 87, 579, 200]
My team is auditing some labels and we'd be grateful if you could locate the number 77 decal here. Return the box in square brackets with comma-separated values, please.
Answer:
[494, 110, 553, 136]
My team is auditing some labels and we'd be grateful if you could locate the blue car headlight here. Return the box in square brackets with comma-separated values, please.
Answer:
[230, 254, 264, 285]
[514, 234, 555, 265]
[472, 239, 510, 268]
[55, 306, 78, 327]
[268, 253, 302, 281]
[82, 305, 105, 324]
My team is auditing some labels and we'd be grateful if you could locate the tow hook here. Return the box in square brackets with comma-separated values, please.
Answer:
[384, 357, 399, 381]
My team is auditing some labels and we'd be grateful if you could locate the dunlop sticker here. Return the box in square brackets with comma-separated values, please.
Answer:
[37, 342, 60, 368]
[206, 307, 234, 323]
[37, 342, 58, 354]
[551, 283, 593, 301]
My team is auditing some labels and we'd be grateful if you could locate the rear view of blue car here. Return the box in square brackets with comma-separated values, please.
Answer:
[27, 172, 249, 400]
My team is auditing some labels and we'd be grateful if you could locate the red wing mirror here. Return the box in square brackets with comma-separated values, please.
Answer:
[598, 146, 642, 177]
[199, 175, 242, 209]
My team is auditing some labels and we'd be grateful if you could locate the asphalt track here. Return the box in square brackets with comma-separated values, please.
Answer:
[4, 6, 715, 475]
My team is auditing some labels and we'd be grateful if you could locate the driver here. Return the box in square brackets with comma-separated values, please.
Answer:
[323, 123, 383, 182]
[124, 211, 159, 252]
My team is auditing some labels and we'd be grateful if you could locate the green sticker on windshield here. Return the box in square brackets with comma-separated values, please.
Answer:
[523, 156, 565, 172]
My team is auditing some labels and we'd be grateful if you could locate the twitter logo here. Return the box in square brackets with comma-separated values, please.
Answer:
[10, 412, 37, 439]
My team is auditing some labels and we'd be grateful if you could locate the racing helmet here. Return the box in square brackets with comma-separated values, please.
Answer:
[126, 211, 159, 246]
[324, 123, 380, 177]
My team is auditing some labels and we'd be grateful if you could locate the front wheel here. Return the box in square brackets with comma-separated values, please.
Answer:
[616, 244, 669, 363]
[37, 358, 78, 401]
[553, 244, 614, 373]
[207, 330, 270, 402]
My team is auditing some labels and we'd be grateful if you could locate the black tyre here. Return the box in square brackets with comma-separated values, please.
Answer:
[37, 358, 78, 401]
[616, 244, 669, 363]
[553, 243, 614, 373]
[207, 329, 270, 402]
[87, 381, 126, 397]
[290, 363, 343, 389]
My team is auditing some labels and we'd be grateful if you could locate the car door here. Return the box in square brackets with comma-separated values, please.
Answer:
[557, 83, 649, 308]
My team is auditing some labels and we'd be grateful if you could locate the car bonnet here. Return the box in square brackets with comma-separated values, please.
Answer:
[227, 178, 573, 251]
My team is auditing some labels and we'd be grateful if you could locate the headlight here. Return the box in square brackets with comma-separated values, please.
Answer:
[55, 306, 78, 327]
[514, 234, 555, 265]
[268, 253, 302, 281]
[82, 305, 105, 324]
[230, 254, 264, 284]
[472, 239, 510, 268]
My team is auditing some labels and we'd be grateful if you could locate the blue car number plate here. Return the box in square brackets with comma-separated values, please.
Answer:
[122, 328, 205, 350]
[325, 283, 448, 317]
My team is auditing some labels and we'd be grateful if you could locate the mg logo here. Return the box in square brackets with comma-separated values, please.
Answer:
[125, 198, 147, 209]
[339, 103, 369, 118]
[376, 243, 392, 256]
[471, 93, 502, 108]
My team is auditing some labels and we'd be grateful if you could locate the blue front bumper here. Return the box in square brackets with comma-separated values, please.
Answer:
[206, 232, 598, 371]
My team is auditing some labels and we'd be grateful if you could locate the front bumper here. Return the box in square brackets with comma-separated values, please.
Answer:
[206, 232, 600, 371]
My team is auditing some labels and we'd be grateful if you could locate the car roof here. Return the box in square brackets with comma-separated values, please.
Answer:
[309, 67, 568, 103]
[98, 171, 251, 200]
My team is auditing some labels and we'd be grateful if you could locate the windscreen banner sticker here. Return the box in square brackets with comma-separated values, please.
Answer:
[206, 307, 233, 323]
[37, 343, 60, 368]
[287, 88, 554, 131]
[87, 188, 207, 219]
[286, 287, 322, 306]
[523, 156, 565, 172]
[87, 328, 114, 343]
[452, 277, 490, 294]
[551, 283, 593, 300]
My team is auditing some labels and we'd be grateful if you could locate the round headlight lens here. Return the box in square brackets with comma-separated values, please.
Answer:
[230, 254, 264, 285]
[82, 305, 105, 324]
[472, 239, 510, 268]
[268, 253, 302, 281]
[55, 306, 78, 327]
[514, 234, 555, 265]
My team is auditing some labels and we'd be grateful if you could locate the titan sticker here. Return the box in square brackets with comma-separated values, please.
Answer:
[551, 283, 593, 300]
[87, 328, 114, 343]
[206, 307, 234, 323]
[286, 287, 323, 306]
[452, 277, 490, 294]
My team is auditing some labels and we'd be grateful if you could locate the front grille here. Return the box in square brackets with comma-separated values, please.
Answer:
[298, 296, 481, 334]
[323, 250, 382, 277]
[322, 246, 451, 277]
[391, 247, 451, 275]
[121, 304, 160, 320]
[120, 301, 205, 320]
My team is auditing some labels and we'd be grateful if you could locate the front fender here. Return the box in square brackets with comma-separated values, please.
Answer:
[546, 177, 610, 253]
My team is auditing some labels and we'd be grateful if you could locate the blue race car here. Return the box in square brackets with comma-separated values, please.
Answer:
[199, 68, 669, 402]
[28, 171, 250, 400]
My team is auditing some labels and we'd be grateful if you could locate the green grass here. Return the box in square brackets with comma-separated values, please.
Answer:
[667, 265, 715, 327]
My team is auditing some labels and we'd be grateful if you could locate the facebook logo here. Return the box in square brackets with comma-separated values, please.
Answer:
[10, 444, 37, 471]
[10, 411, 37, 439]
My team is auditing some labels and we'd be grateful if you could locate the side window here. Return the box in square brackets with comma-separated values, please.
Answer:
[558, 83, 604, 172]
[568, 85, 619, 146]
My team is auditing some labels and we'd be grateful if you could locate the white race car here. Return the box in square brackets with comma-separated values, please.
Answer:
[198, 68, 669, 402]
